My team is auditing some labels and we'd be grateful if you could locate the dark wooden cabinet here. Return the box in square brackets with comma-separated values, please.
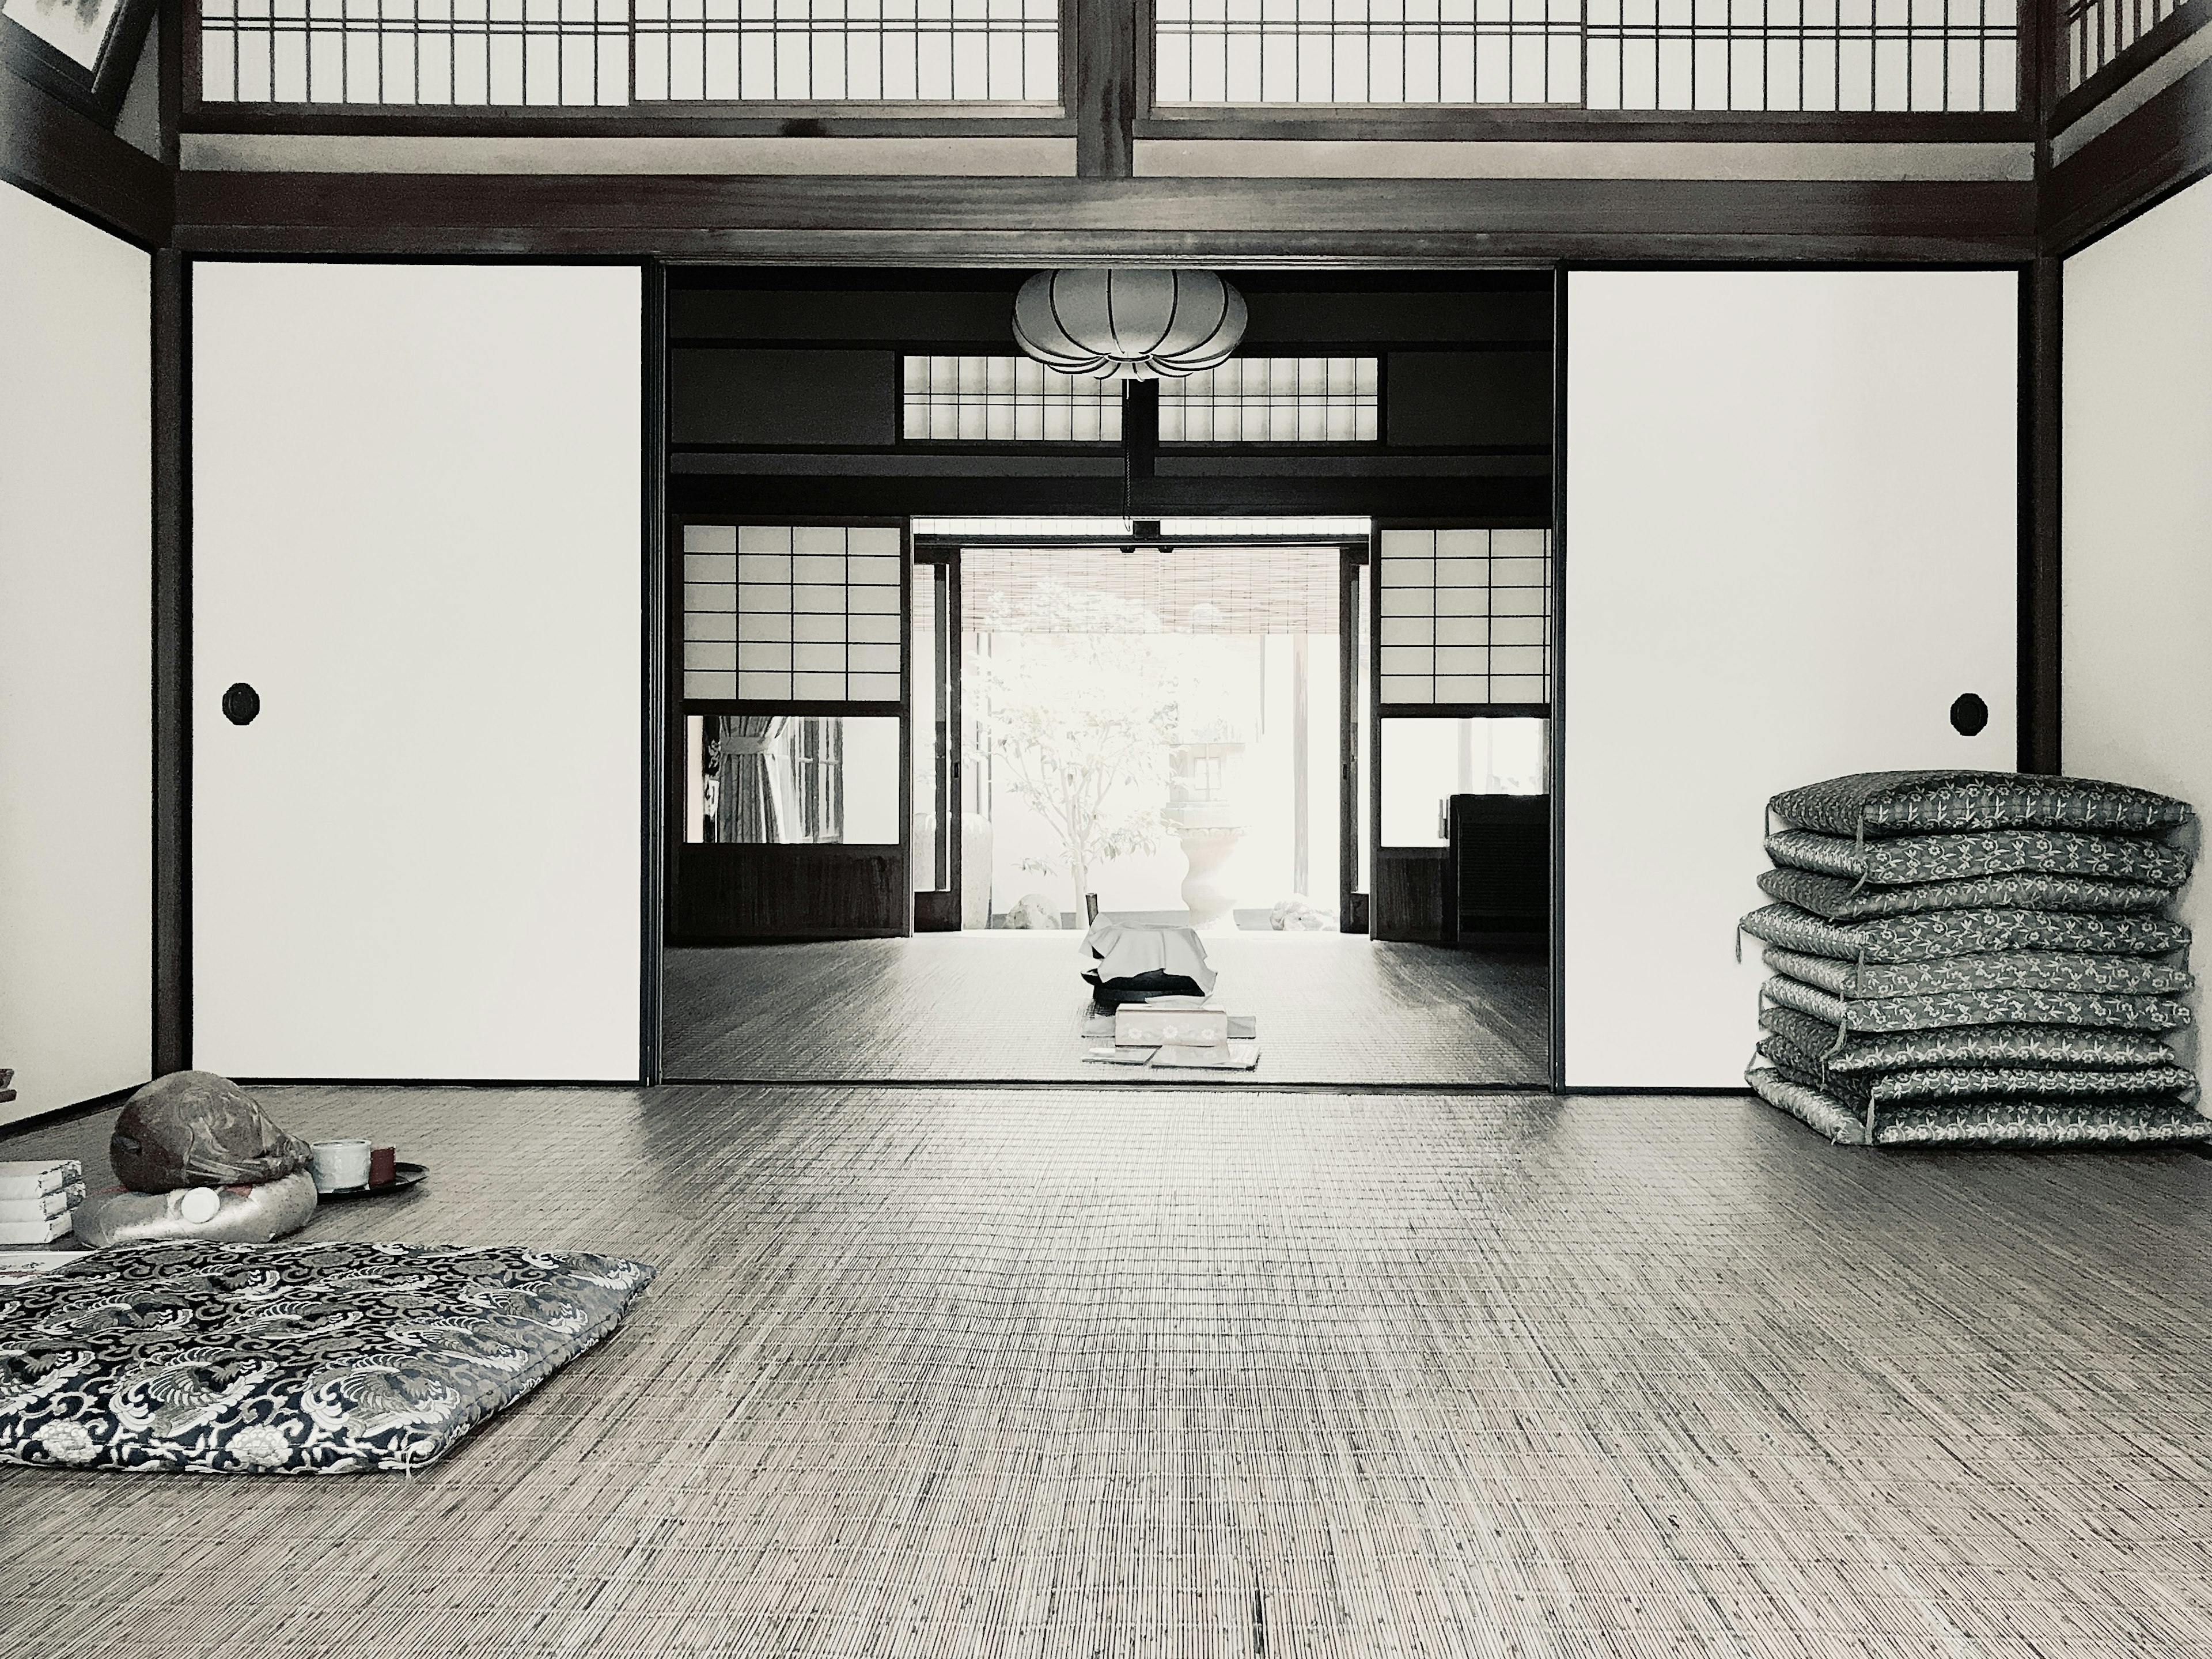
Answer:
[1444, 793, 1549, 942]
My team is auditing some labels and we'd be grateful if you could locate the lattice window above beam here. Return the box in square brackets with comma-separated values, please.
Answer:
[1153, 0, 2017, 111]
[1377, 527, 1551, 710]
[902, 357, 1381, 444]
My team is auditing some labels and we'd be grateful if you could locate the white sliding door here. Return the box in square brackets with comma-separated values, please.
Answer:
[1563, 270, 2017, 1090]
[2063, 176, 2212, 998]
[194, 263, 642, 1080]
[0, 184, 151, 1124]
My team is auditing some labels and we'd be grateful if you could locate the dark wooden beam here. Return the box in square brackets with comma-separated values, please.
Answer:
[1, 63, 172, 247]
[173, 171, 2036, 262]
[2018, 254, 2061, 775]
[152, 248, 190, 1074]
[2043, 45, 2212, 253]
[1073, 0, 1135, 177]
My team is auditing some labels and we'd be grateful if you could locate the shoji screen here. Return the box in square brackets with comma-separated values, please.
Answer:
[1563, 270, 2017, 1090]
[2063, 175, 2212, 1012]
[0, 185, 152, 1125]
[194, 264, 642, 1080]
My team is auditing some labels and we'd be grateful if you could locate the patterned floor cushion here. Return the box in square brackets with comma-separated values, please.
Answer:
[1764, 827, 2192, 889]
[1756, 1033, 2195, 1105]
[0, 1240, 654, 1474]
[1760, 945, 2192, 999]
[1762, 972, 2192, 1035]
[1758, 866, 2175, 922]
[1739, 902, 2191, 965]
[1748, 1066, 2211, 1147]
[1768, 771, 2192, 839]
[1759, 1005, 2180, 1073]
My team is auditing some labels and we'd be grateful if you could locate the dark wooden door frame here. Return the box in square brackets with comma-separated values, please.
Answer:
[911, 543, 961, 931]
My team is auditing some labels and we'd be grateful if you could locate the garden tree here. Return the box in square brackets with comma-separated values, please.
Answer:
[968, 580, 1184, 910]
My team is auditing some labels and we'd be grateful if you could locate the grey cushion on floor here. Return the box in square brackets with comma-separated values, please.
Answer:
[1763, 827, 2192, 889]
[1762, 972, 2192, 1035]
[1758, 1005, 2179, 1074]
[1768, 771, 2192, 838]
[1757, 1034, 2195, 1105]
[1758, 866, 2175, 922]
[1739, 902, 2191, 965]
[1760, 945, 2193, 999]
[1748, 1066, 2210, 1147]
[0, 1240, 654, 1474]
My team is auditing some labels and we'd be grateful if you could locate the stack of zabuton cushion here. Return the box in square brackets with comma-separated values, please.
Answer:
[1743, 770, 2205, 1147]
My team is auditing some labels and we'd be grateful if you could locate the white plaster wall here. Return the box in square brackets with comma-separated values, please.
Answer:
[2063, 175, 2212, 1067]
[0, 183, 153, 1126]
[192, 264, 642, 1080]
[1563, 270, 2019, 1089]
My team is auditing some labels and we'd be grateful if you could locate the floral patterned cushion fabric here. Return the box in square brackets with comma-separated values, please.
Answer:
[1763, 827, 2191, 889]
[1739, 902, 2191, 965]
[1758, 1005, 2178, 1074]
[1760, 945, 2192, 1000]
[1760, 999, 2176, 1079]
[1756, 1033, 2195, 1105]
[1747, 1067, 2210, 1147]
[0, 1240, 654, 1474]
[1758, 866, 2174, 922]
[1767, 771, 2192, 839]
[1762, 972, 2192, 1035]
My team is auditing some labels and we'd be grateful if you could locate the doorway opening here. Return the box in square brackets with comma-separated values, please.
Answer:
[664, 513, 1550, 1087]
[915, 528, 1355, 935]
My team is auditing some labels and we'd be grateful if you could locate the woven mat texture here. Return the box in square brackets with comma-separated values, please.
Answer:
[5, 1085, 2212, 1657]
[665, 933, 1548, 1085]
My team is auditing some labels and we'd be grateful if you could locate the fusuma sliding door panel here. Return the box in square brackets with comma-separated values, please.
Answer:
[1562, 270, 2017, 1090]
[0, 185, 152, 1125]
[193, 263, 643, 1081]
[2063, 177, 2212, 996]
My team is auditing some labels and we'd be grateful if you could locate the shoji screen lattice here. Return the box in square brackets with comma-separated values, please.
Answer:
[1377, 528, 1551, 710]
[683, 524, 902, 703]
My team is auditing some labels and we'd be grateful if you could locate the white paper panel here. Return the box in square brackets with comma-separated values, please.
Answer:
[1563, 269, 2017, 1089]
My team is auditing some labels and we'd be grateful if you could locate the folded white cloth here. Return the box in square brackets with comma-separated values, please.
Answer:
[1082, 918, 1218, 996]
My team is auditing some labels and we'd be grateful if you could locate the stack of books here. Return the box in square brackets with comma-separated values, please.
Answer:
[0, 1158, 87, 1245]
[1083, 1002, 1261, 1070]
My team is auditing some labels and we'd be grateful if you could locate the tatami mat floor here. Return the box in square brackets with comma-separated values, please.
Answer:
[7, 1085, 2212, 1656]
[664, 931, 1549, 1085]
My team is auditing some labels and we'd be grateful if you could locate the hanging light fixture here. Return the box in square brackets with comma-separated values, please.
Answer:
[1012, 267, 1248, 380]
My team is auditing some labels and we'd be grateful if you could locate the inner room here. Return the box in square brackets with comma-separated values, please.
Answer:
[661, 270, 1556, 1086]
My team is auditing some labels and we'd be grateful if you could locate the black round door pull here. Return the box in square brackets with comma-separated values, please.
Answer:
[1950, 692, 1989, 737]
[222, 683, 261, 726]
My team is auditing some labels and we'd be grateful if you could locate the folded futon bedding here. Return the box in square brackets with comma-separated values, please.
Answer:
[0, 1240, 655, 1474]
[1748, 1066, 2211, 1147]
[1768, 770, 2193, 839]
[1760, 945, 2192, 1000]
[1758, 866, 2176, 922]
[1750, 770, 2200, 1150]
[1762, 972, 2192, 1036]
[1740, 902, 2190, 965]
[1758, 1005, 2179, 1074]
[1755, 1031, 2195, 1107]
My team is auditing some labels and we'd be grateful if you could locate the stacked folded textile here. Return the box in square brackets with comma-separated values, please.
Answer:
[1741, 770, 2206, 1147]
[0, 1160, 88, 1245]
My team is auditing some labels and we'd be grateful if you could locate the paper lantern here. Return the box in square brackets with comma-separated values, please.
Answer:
[1012, 268, 1248, 380]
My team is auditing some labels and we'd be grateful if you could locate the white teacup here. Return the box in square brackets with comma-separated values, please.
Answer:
[310, 1139, 372, 1192]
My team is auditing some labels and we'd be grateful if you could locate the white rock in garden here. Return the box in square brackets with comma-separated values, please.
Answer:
[1003, 892, 1062, 930]
[1270, 894, 1336, 933]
